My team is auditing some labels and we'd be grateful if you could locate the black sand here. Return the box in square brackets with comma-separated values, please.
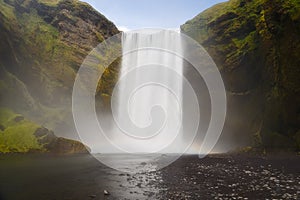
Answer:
[0, 154, 299, 200]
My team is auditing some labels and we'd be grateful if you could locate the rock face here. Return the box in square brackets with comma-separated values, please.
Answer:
[0, 108, 89, 153]
[34, 127, 90, 154]
[0, 0, 119, 153]
[181, 0, 300, 151]
[45, 137, 90, 154]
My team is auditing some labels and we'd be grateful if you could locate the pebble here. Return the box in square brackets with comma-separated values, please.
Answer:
[120, 156, 300, 200]
[104, 190, 110, 195]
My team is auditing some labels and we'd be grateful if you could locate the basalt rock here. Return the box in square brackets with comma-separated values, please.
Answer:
[181, 0, 300, 152]
[0, 0, 119, 153]
[0, 108, 89, 154]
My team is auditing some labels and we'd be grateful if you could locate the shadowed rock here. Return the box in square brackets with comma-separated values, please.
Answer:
[181, 0, 300, 152]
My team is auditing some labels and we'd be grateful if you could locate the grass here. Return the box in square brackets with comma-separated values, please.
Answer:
[0, 0, 119, 153]
[0, 108, 19, 127]
[37, 0, 61, 6]
[0, 0, 16, 19]
[283, 0, 300, 20]
[0, 121, 42, 153]
[181, 0, 300, 151]
[0, 108, 43, 153]
[0, 0, 17, 30]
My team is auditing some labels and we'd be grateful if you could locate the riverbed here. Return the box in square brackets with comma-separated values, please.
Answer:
[0, 154, 299, 199]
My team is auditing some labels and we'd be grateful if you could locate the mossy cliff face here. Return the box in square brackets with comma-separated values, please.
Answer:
[0, 0, 120, 152]
[0, 108, 89, 153]
[182, 0, 300, 151]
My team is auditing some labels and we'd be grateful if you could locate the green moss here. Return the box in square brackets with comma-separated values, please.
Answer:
[37, 0, 61, 7]
[0, 0, 16, 20]
[182, 0, 300, 152]
[199, 0, 239, 24]
[0, 0, 119, 153]
[98, 57, 121, 96]
[95, 31, 105, 42]
[12, 7, 81, 101]
[232, 31, 257, 51]
[0, 108, 43, 153]
[16, 6, 82, 70]
[0, 0, 17, 31]
[0, 121, 42, 153]
[0, 108, 19, 127]
[283, 0, 300, 20]
[18, 10, 60, 57]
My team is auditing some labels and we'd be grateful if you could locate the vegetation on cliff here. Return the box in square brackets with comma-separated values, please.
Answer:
[0, 108, 89, 153]
[0, 0, 120, 153]
[182, 0, 300, 152]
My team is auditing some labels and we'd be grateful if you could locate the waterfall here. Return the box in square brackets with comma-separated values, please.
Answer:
[110, 29, 184, 153]
[73, 27, 226, 170]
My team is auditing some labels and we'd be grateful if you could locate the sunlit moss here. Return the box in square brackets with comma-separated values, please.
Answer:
[0, 108, 18, 127]
[0, 121, 42, 153]
[37, 0, 61, 7]
[0, 108, 43, 153]
[0, 0, 15, 20]
[182, 0, 300, 151]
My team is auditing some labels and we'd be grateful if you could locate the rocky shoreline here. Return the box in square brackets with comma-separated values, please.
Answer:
[0, 153, 299, 200]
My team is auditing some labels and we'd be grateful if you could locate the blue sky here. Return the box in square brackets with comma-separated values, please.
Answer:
[83, 0, 227, 31]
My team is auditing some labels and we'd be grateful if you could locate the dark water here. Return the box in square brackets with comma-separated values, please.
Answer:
[0, 154, 299, 200]
[0, 154, 163, 200]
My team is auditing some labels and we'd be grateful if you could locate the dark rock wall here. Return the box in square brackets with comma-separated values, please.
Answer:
[181, 0, 300, 151]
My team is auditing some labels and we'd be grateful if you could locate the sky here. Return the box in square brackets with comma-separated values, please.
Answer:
[83, 0, 227, 31]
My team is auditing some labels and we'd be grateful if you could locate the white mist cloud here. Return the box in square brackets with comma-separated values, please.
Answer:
[118, 26, 130, 32]
[167, 28, 180, 32]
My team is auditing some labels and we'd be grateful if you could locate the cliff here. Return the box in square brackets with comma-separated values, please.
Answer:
[0, 0, 119, 153]
[181, 0, 300, 152]
[0, 108, 89, 153]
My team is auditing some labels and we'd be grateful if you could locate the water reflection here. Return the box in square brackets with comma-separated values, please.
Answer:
[0, 154, 165, 200]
